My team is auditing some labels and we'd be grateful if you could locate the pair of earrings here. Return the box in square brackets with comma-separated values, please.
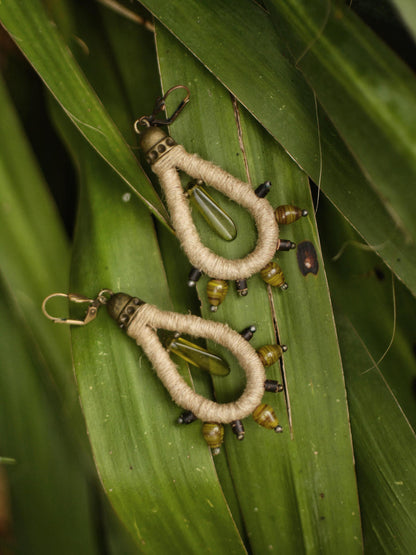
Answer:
[43, 86, 308, 454]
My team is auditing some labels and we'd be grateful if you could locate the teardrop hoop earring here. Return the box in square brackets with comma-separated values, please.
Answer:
[42, 290, 287, 454]
[134, 86, 307, 311]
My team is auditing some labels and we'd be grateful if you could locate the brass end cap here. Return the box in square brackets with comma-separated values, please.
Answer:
[139, 127, 176, 164]
[106, 293, 144, 328]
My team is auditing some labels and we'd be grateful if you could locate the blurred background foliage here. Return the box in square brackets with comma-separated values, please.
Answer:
[0, 0, 415, 553]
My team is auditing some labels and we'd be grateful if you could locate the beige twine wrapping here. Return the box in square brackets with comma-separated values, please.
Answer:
[126, 303, 266, 423]
[152, 145, 279, 280]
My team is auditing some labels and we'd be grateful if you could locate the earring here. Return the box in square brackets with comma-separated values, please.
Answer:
[134, 86, 307, 311]
[42, 290, 287, 454]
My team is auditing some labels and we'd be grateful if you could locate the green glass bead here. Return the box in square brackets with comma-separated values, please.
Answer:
[187, 181, 237, 241]
[202, 422, 224, 454]
[168, 335, 230, 376]
[275, 205, 308, 225]
[260, 262, 288, 290]
[252, 404, 283, 432]
[207, 279, 229, 311]
[257, 344, 286, 367]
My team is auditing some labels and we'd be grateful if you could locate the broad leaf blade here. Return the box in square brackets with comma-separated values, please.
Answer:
[318, 193, 416, 549]
[0, 289, 99, 555]
[335, 312, 416, 552]
[156, 24, 362, 552]
[0, 71, 95, 454]
[0, 66, 98, 554]
[0, 0, 170, 227]
[319, 196, 416, 428]
[137, 0, 416, 295]
[267, 0, 416, 240]
[390, 0, 416, 41]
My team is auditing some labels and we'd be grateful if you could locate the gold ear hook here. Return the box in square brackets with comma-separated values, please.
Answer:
[42, 289, 113, 326]
[134, 84, 190, 132]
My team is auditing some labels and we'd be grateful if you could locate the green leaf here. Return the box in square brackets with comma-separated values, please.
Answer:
[0, 0, 170, 228]
[0, 288, 99, 555]
[335, 312, 416, 552]
[317, 194, 416, 549]
[137, 0, 416, 296]
[156, 24, 362, 552]
[266, 0, 416, 240]
[98, 2, 161, 120]
[0, 72, 87, 432]
[318, 196, 416, 428]
[0, 67, 98, 555]
[389, 0, 416, 41]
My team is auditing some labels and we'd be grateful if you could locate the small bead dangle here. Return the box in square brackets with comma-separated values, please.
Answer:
[134, 86, 307, 309]
[252, 404, 283, 433]
[275, 205, 308, 225]
[202, 423, 224, 455]
[231, 419, 245, 441]
[261, 262, 288, 290]
[206, 278, 229, 312]
[257, 344, 288, 367]
[42, 290, 285, 455]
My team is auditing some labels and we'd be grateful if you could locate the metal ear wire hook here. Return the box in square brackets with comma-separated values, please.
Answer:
[42, 289, 113, 326]
[153, 84, 190, 125]
[134, 84, 190, 132]
[41, 293, 97, 326]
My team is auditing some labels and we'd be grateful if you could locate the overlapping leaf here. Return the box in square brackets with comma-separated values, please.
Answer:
[318, 193, 416, 551]
[267, 0, 416, 244]
[390, 0, 416, 40]
[0, 71, 98, 554]
[0, 289, 99, 554]
[0, 0, 170, 227]
[336, 312, 416, 552]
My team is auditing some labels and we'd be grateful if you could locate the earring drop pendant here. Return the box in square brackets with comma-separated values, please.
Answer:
[44, 288, 284, 451]
[165, 332, 230, 376]
[186, 180, 237, 241]
[134, 88, 310, 310]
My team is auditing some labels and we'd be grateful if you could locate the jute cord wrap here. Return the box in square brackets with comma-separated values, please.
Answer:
[127, 303, 266, 423]
[152, 145, 279, 280]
